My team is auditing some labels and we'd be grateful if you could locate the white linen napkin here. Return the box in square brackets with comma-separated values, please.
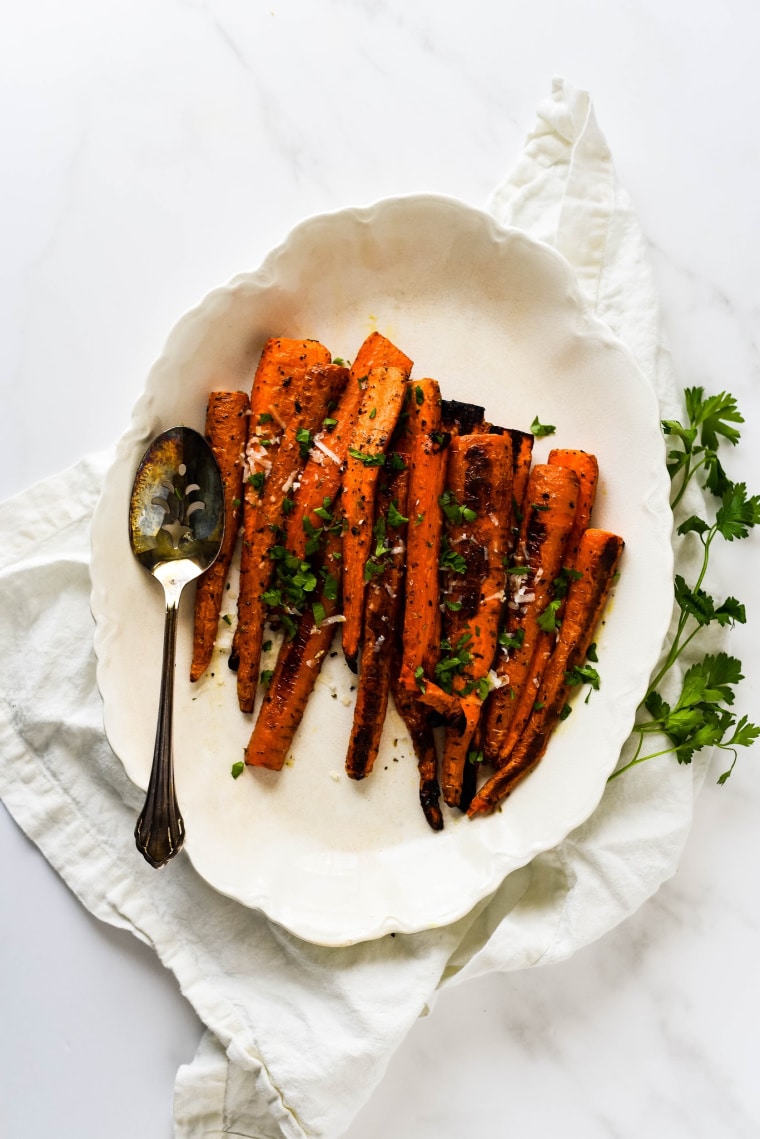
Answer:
[0, 78, 713, 1139]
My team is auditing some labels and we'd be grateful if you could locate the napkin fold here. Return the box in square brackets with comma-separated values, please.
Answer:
[0, 78, 714, 1139]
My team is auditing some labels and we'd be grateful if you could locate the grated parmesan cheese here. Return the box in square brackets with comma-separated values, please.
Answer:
[312, 435, 342, 465]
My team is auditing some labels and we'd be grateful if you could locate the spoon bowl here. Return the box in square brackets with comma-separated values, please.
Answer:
[128, 426, 224, 867]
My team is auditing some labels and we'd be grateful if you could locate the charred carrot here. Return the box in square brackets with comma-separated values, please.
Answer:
[468, 529, 624, 815]
[480, 463, 579, 765]
[482, 451, 601, 769]
[441, 398, 487, 436]
[285, 333, 412, 559]
[244, 525, 344, 771]
[235, 354, 347, 712]
[345, 461, 410, 780]
[507, 429, 535, 559]
[432, 433, 513, 808]
[391, 678, 444, 831]
[396, 378, 450, 700]
[190, 389, 249, 682]
[340, 364, 408, 670]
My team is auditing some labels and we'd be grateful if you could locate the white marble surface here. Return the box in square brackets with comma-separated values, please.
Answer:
[1, 2, 759, 1136]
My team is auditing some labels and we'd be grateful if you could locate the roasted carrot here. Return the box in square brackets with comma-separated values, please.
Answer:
[548, 448, 599, 566]
[285, 333, 412, 559]
[507, 428, 535, 559]
[244, 525, 344, 771]
[510, 429, 535, 508]
[391, 678, 444, 831]
[441, 398, 487, 436]
[480, 450, 600, 770]
[345, 461, 410, 780]
[396, 377, 450, 701]
[430, 433, 513, 808]
[349, 330, 414, 380]
[468, 529, 624, 815]
[340, 364, 408, 670]
[235, 355, 347, 712]
[231, 338, 331, 665]
[480, 463, 579, 766]
[190, 389, 250, 682]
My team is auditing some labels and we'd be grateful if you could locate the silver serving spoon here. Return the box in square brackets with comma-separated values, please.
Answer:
[128, 426, 224, 868]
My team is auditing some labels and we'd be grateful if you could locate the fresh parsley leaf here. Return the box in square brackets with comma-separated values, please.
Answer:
[498, 627, 525, 651]
[565, 663, 601, 690]
[387, 500, 409, 528]
[348, 447, 385, 467]
[611, 387, 759, 785]
[296, 427, 312, 459]
[439, 538, 467, 574]
[536, 599, 562, 633]
[715, 482, 760, 541]
[311, 601, 326, 627]
[530, 415, 556, 437]
[685, 387, 744, 451]
[439, 491, 477, 525]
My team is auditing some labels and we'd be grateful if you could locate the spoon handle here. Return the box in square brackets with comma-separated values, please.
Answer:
[135, 586, 186, 868]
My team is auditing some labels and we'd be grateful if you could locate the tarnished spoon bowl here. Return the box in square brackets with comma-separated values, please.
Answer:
[128, 426, 224, 868]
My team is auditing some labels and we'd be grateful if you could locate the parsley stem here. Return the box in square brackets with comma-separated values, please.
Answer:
[670, 451, 711, 511]
[609, 743, 681, 780]
[646, 527, 715, 694]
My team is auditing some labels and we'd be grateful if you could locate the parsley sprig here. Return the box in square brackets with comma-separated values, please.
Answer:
[611, 387, 760, 783]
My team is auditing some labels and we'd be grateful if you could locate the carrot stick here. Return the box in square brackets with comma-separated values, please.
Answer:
[345, 461, 409, 780]
[396, 378, 449, 700]
[285, 333, 412, 559]
[190, 389, 250, 682]
[235, 354, 347, 712]
[480, 463, 579, 765]
[433, 433, 513, 808]
[375, 418, 446, 829]
[391, 678, 444, 831]
[340, 364, 408, 670]
[231, 338, 331, 665]
[482, 450, 601, 770]
[548, 448, 599, 566]
[468, 529, 624, 815]
[507, 429, 535, 559]
[244, 525, 344, 771]
[349, 330, 414, 380]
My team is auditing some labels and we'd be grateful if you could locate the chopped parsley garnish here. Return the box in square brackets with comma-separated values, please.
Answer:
[296, 427, 312, 459]
[387, 500, 409, 528]
[530, 415, 556, 437]
[348, 447, 385, 467]
[536, 599, 562, 633]
[439, 490, 477, 525]
[439, 538, 467, 574]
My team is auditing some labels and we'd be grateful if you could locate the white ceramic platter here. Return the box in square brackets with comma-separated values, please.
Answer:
[90, 195, 673, 946]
